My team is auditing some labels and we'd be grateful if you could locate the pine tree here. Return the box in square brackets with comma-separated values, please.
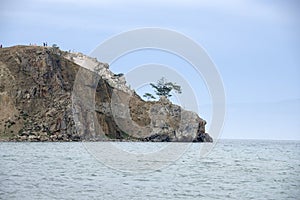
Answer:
[149, 77, 182, 98]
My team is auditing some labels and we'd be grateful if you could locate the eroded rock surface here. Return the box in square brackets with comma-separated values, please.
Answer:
[0, 46, 212, 142]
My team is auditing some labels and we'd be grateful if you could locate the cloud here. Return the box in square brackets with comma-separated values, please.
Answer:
[1, 0, 292, 30]
[28, 0, 289, 23]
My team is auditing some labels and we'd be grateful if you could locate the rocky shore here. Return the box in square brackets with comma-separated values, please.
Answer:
[0, 45, 212, 142]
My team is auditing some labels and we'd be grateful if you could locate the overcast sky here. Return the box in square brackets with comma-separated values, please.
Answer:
[1, 0, 299, 140]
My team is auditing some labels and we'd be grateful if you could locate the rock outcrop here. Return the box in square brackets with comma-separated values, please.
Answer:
[0, 45, 212, 142]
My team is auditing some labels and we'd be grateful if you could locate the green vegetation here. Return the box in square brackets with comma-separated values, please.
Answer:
[143, 93, 156, 100]
[144, 77, 182, 100]
[51, 44, 61, 56]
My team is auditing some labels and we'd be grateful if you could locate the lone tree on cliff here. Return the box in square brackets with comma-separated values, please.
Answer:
[144, 77, 182, 100]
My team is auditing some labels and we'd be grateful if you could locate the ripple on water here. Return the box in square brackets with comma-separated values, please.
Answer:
[0, 140, 299, 200]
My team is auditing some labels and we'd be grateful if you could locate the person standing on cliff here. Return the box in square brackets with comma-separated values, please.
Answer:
[0, 44, 2, 48]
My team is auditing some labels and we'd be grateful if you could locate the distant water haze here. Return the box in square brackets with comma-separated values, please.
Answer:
[201, 99, 300, 140]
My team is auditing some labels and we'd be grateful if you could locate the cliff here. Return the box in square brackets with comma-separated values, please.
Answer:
[0, 45, 212, 142]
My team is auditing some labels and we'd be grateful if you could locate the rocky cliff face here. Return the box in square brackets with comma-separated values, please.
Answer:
[0, 46, 212, 142]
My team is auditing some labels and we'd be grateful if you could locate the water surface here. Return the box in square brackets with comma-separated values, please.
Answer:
[0, 140, 299, 199]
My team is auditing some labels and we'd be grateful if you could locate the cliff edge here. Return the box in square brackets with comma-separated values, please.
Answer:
[0, 46, 212, 142]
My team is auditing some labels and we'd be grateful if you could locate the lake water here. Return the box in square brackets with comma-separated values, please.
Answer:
[0, 140, 299, 199]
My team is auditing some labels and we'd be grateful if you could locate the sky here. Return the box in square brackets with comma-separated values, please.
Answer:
[0, 0, 299, 140]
